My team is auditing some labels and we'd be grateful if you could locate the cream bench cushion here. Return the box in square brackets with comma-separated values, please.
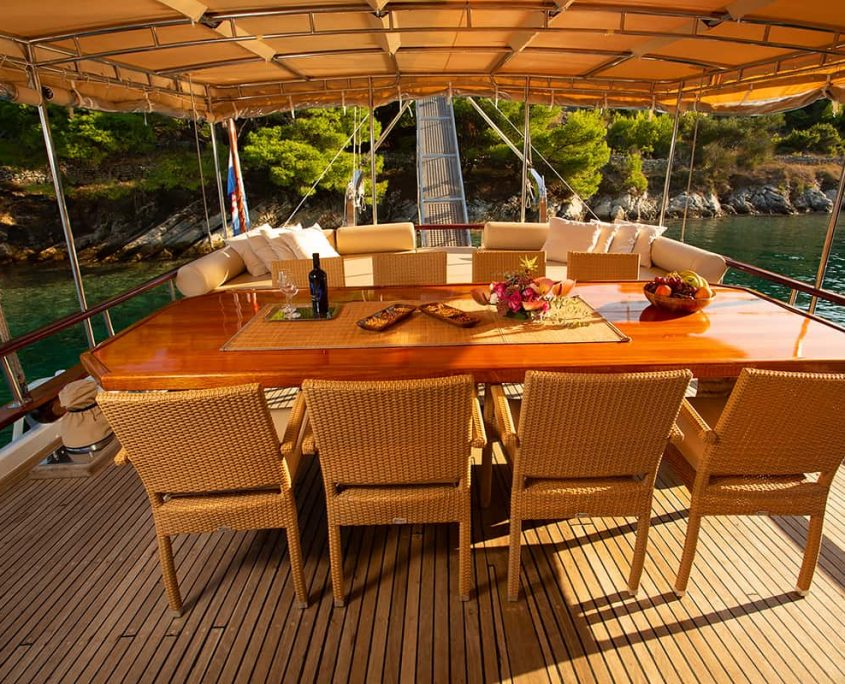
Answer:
[175, 246, 245, 297]
[335, 222, 416, 255]
[651, 237, 728, 283]
[481, 221, 549, 250]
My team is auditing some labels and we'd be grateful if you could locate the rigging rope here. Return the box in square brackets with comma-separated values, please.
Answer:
[188, 75, 214, 248]
[489, 100, 601, 222]
[283, 116, 369, 227]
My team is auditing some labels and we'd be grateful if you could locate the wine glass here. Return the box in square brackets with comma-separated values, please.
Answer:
[277, 271, 300, 318]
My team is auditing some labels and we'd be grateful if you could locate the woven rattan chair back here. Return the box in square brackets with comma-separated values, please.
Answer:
[272, 257, 345, 289]
[471, 250, 546, 283]
[98, 384, 287, 495]
[703, 368, 845, 476]
[566, 251, 640, 281]
[516, 370, 692, 480]
[371, 251, 447, 286]
[302, 375, 475, 486]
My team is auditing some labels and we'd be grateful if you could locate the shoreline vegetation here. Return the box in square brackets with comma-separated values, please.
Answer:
[1, 99, 843, 265]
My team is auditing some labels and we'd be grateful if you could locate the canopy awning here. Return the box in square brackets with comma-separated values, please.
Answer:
[1, 1, 844, 119]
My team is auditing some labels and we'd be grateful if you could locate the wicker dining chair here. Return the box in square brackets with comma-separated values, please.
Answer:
[371, 251, 448, 286]
[566, 251, 640, 281]
[272, 257, 345, 289]
[665, 368, 845, 597]
[472, 250, 546, 283]
[489, 369, 691, 601]
[298, 375, 485, 605]
[97, 384, 310, 613]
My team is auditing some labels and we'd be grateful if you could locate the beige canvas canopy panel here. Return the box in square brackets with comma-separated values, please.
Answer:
[1, 1, 844, 119]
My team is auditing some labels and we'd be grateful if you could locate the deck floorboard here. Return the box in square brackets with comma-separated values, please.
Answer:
[2, 447, 845, 683]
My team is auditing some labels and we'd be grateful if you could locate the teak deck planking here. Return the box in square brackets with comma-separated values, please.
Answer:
[1, 445, 845, 682]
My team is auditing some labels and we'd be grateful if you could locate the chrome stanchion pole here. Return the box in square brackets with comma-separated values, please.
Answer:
[25, 45, 95, 348]
[659, 91, 683, 228]
[369, 80, 378, 225]
[809, 159, 845, 315]
[520, 81, 530, 223]
[210, 120, 230, 239]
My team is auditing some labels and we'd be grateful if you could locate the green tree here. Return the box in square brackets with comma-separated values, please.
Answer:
[685, 113, 782, 192]
[777, 122, 843, 155]
[456, 101, 610, 198]
[57, 110, 156, 165]
[607, 110, 674, 157]
[537, 109, 610, 198]
[618, 151, 648, 194]
[241, 108, 385, 200]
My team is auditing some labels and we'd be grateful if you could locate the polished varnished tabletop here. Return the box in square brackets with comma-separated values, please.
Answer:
[81, 283, 845, 390]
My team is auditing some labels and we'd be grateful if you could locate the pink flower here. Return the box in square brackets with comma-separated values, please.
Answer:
[522, 287, 537, 301]
[507, 292, 523, 312]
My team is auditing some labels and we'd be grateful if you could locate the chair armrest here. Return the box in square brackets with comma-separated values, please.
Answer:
[680, 399, 719, 445]
[280, 391, 310, 461]
[669, 424, 684, 446]
[471, 396, 487, 448]
[114, 448, 129, 466]
[489, 384, 519, 452]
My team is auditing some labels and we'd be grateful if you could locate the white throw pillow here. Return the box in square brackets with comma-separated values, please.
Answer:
[246, 225, 280, 272]
[593, 222, 617, 253]
[225, 228, 268, 276]
[262, 225, 302, 262]
[287, 226, 341, 260]
[607, 223, 639, 255]
[622, 222, 667, 268]
[542, 218, 600, 263]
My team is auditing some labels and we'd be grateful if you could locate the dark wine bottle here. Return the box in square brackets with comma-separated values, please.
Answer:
[309, 252, 329, 318]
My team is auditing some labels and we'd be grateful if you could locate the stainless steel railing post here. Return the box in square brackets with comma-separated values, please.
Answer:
[809, 159, 845, 315]
[1, 356, 28, 406]
[25, 45, 96, 349]
[102, 310, 116, 337]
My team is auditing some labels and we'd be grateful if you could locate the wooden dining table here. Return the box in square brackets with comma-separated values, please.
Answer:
[81, 282, 845, 391]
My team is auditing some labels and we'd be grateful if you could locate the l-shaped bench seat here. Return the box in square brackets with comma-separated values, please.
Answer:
[175, 220, 728, 297]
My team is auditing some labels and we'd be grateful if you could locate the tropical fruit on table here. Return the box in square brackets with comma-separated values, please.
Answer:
[644, 271, 713, 300]
[676, 270, 710, 291]
[643, 270, 714, 313]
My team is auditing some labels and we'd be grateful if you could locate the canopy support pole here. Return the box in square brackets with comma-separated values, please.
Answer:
[25, 46, 95, 349]
[520, 85, 530, 223]
[210, 122, 229, 238]
[369, 84, 378, 225]
[680, 113, 700, 243]
[809, 158, 845, 314]
[659, 92, 683, 228]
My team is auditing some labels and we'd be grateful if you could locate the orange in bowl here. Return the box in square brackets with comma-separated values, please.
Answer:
[644, 287, 715, 314]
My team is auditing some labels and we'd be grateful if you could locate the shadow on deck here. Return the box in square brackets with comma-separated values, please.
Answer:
[1, 449, 844, 683]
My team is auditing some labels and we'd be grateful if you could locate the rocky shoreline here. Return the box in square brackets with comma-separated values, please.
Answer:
[1, 156, 842, 265]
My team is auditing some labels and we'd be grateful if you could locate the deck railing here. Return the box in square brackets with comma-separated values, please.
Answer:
[0, 268, 179, 432]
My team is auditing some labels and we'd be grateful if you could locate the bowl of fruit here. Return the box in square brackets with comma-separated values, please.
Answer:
[643, 270, 715, 314]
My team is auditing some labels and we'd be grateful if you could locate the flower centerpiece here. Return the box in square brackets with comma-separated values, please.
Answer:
[472, 256, 576, 320]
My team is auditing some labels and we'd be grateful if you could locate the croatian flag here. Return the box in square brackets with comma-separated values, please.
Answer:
[226, 120, 250, 236]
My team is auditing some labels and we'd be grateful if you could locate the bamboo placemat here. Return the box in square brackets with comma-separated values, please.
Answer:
[221, 296, 628, 351]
